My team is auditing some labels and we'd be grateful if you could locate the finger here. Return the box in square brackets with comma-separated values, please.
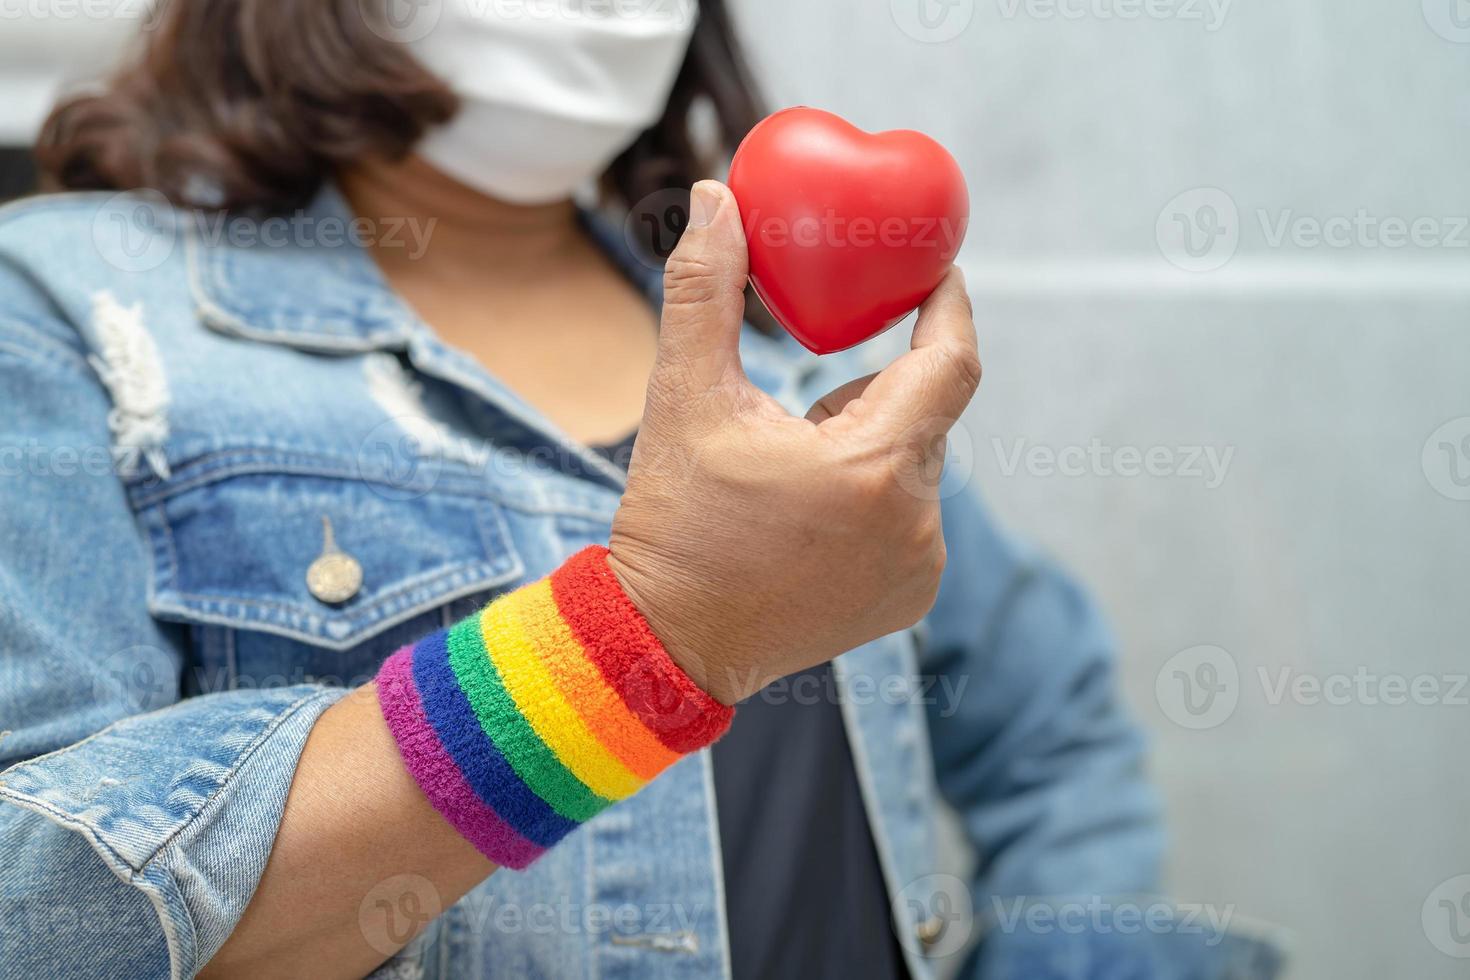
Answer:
[655, 180, 750, 388]
[859, 267, 981, 442]
[909, 266, 977, 356]
[804, 372, 878, 423]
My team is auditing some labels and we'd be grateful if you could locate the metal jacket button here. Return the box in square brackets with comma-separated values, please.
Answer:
[306, 515, 362, 605]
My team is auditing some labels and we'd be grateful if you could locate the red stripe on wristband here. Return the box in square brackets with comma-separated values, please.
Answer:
[549, 547, 733, 753]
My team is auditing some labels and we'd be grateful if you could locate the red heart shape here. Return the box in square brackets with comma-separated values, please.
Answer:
[728, 107, 970, 355]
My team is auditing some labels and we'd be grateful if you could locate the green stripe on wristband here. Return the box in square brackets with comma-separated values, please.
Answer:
[445, 613, 612, 822]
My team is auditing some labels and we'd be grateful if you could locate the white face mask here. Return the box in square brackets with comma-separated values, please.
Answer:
[400, 0, 699, 205]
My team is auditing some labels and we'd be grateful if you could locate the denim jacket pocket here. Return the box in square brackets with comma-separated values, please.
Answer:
[131, 452, 525, 691]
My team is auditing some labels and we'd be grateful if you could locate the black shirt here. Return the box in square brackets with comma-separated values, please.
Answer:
[592, 433, 908, 980]
[712, 667, 909, 980]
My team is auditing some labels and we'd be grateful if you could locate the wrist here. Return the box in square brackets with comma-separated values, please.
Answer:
[603, 549, 741, 707]
[374, 546, 734, 869]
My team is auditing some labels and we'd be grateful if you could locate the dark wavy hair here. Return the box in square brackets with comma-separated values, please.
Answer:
[35, 0, 764, 260]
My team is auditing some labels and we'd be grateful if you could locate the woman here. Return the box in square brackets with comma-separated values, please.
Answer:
[0, 2, 1272, 978]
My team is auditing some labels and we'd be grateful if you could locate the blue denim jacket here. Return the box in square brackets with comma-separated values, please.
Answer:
[0, 187, 1282, 980]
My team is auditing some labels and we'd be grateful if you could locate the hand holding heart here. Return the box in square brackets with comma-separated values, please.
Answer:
[607, 179, 981, 705]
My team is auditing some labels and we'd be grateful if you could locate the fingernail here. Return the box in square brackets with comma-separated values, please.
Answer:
[689, 182, 720, 229]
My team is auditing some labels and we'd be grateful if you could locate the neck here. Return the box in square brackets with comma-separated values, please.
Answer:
[337, 155, 585, 278]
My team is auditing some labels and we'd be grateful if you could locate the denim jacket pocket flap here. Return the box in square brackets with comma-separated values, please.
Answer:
[137, 469, 524, 650]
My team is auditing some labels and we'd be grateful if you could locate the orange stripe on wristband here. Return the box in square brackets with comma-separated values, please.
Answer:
[510, 580, 682, 782]
[549, 548, 734, 754]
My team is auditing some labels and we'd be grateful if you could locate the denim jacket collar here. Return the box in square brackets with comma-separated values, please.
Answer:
[187, 182, 419, 353]
[185, 181, 816, 411]
[184, 182, 815, 495]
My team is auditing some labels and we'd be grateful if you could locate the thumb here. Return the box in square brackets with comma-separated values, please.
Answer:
[656, 180, 749, 387]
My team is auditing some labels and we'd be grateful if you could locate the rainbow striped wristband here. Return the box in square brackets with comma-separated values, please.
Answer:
[375, 546, 734, 868]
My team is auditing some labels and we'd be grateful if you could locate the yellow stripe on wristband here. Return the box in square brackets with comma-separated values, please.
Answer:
[481, 588, 648, 800]
[511, 580, 683, 781]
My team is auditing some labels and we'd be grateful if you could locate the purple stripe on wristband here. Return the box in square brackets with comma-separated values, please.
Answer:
[376, 645, 545, 869]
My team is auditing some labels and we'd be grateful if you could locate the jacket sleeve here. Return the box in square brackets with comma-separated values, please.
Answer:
[0, 287, 345, 980]
[923, 484, 1168, 971]
[923, 488, 1284, 978]
[922, 486, 1164, 899]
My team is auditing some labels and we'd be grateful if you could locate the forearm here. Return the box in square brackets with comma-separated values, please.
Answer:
[200, 684, 496, 980]
[204, 546, 732, 978]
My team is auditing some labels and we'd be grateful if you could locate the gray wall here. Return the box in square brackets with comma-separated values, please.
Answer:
[733, 1, 1470, 977]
